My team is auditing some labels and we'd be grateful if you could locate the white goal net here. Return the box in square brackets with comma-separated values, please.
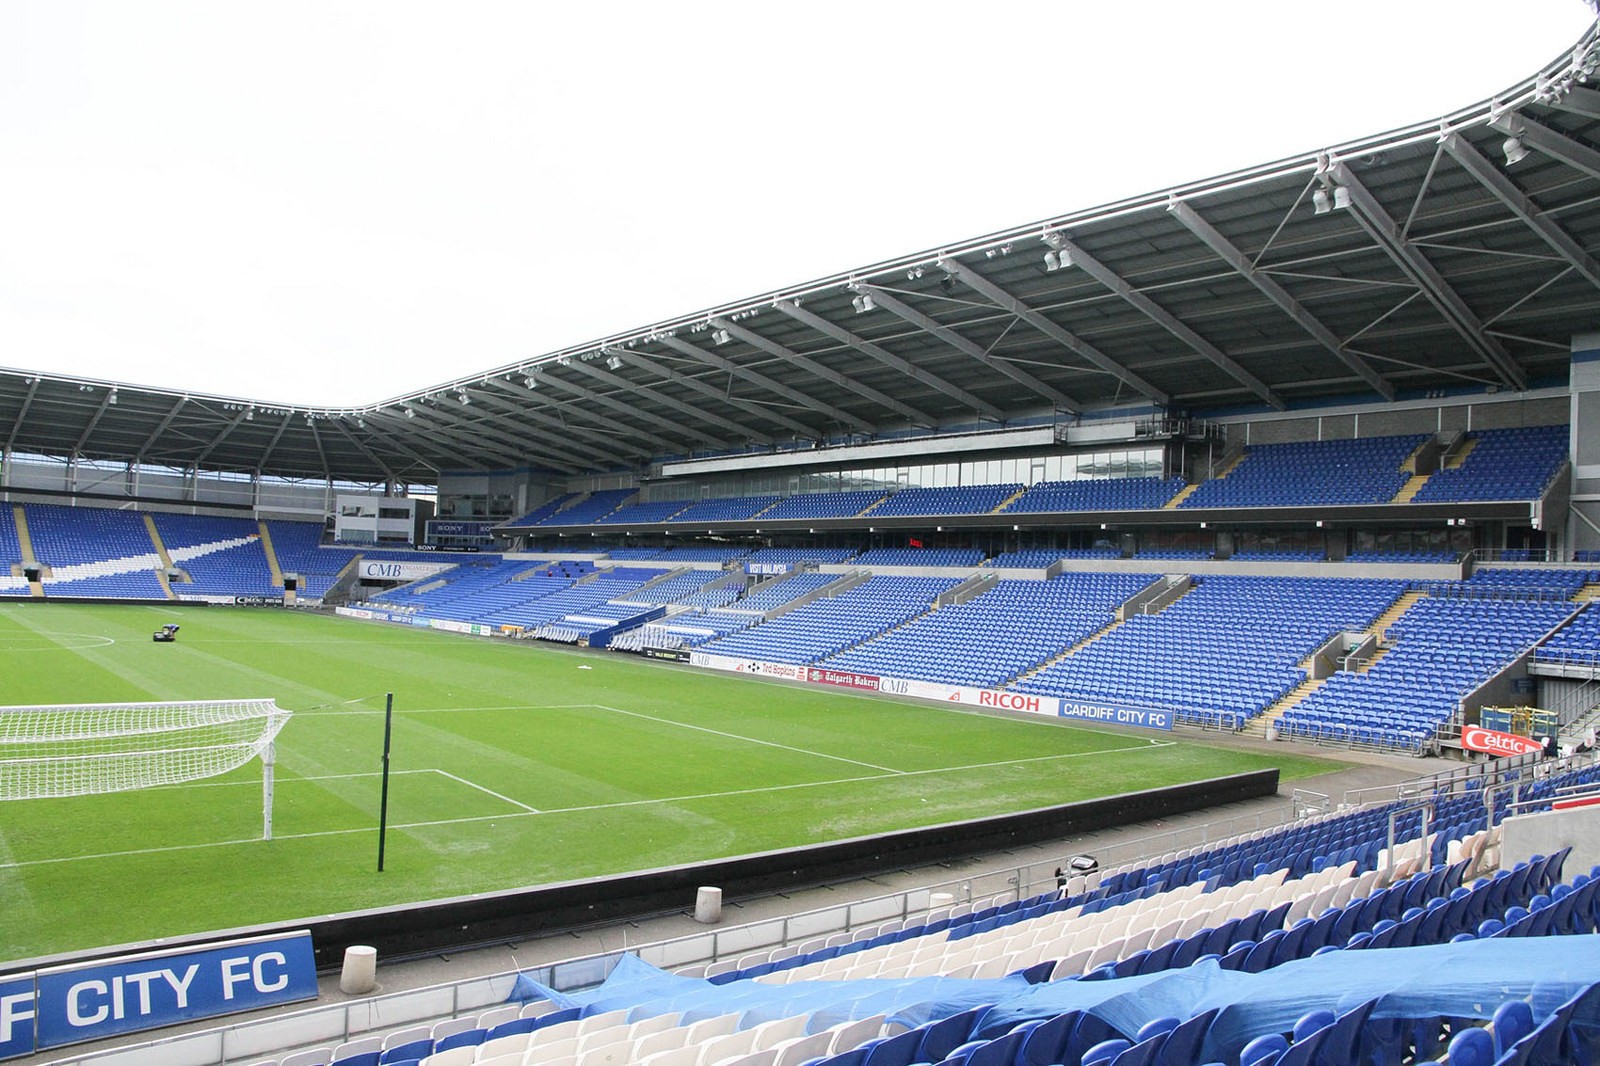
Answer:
[0, 699, 292, 836]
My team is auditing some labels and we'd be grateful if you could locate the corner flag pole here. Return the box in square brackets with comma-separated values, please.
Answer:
[377, 692, 394, 872]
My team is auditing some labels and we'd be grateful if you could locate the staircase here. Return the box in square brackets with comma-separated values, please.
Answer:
[991, 485, 1030, 513]
[1011, 581, 1198, 685]
[143, 514, 175, 568]
[1391, 473, 1431, 503]
[12, 505, 35, 565]
[256, 522, 285, 586]
[1373, 589, 1425, 643]
[1245, 676, 1329, 739]
[1573, 582, 1600, 604]
[1441, 437, 1479, 469]
[1164, 483, 1201, 509]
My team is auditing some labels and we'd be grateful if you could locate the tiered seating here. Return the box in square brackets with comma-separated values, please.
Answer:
[531, 488, 637, 525]
[651, 546, 750, 564]
[852, 547, 985, 567]
[1003, 475, 1186, 513]
[821, 573, 1151, 688]
[736, 571, 838, 613]
[593, 499, 691, 524]
[1015, 577, 1406, 728]
[0, 510, 23, 596]
[1537, 604, 1600, 666]
[699, 576, 956, 663]
[756, 490, 887, 520]
[988, 549, 1073, 568]
[1181, 434, 1426, 508]
[603, 546, 665, 560]
[1279, 595, 1578, 750]
[1413, 424, 1569, 502]
[502, 493, 578, 526]
[666, 495, 782, 523]
[1456, 566, 1595, 599]
[264, 521, 358, 597]
[672, 583, 743, 610]
[743, 547, 857, 566]
[868, 484, 1022, 517]
[480, 567, 659, 629]
[153, 513, 279, 597]
[25, 504, 167, 598]
[1135, 547, 1212, 559]
[619, 571, 725, 606]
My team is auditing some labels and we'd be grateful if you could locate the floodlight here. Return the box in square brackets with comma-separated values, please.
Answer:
[524, 376, 538, 389]
[1311, 188, 1331, 215]
[712, 328, 731, 345]
[605, 355, 624, 370]
[1503, 135, 1529, 165]
[404, 407, 415, 418]
[458, 392, 471, 405]
[1044, 250, 1062, 271]
[1332, 186, 1351, 210]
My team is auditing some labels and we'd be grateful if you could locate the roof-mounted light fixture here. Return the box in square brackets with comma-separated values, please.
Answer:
[712, 328, 731, 345]
[605, 354, 624, 370]
[851, 293, 875, 313]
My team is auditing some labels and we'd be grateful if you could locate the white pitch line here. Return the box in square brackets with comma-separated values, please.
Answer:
[433, 769, 541, 813]
[0, 741, 1173, 869]
[590, 703, 904, 774]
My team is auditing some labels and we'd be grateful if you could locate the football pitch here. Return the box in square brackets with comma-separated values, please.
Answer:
[0, 603, 1339, 963]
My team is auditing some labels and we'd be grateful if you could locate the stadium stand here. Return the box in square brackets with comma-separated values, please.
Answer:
[1180, 435, 1426, 508]
[1537, 603, 1600, 667]
[594, 498, 692, 524]
[264, 521, 357, 598]
[1231, 548, 1328, 562]
[698, 576, 957, 663]
[755, 489, 888, 520]
[153, 512, 281, 597]
[1277, 594, 1577, 750]
[1412, 425, 1570, 503]
[851, 547, 986, 568]
[22, 504, 168, 598]
[1002, 475, 1187, 513]
[1014, 576, 1407, 729]
[666, 495, 783, 523]
[1346, 549, 1458, 564]
[867, 484, 1023, 517]
[0, 509, 24, 596]
[820, 572, 1152, 688]
[503, 493, 579, 527]
[530, 488, 637, 525]
[744, 546, 858, 566]
[987, 548, 1076, 568]
[650, 546, 751, 564]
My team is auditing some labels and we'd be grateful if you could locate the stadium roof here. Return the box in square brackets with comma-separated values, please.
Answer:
[3, 24, 1599, 485]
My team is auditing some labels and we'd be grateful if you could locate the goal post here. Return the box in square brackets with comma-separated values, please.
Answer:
[0, 699, 293, 840]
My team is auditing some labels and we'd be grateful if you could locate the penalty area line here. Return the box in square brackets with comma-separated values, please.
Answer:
[0, 741, 1172, 869]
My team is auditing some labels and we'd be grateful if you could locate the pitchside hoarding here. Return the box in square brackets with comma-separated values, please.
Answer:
[687, 653, 1173, 730]
[0, 931, 317, 1059]
[1461, 725, 1545, 757]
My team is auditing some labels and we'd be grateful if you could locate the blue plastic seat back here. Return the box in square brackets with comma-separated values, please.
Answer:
[434, 1028, 485, 1052]
[378, 1040, 431, 1064]
[1014, 1009, 1078, 1066]
[863, 1028, 923, 1066]
[920, 1006, 990, 1059]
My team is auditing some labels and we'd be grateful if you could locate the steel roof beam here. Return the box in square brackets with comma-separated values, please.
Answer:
[1167, 199, 1396, 401]
[70, 390, 119, 457]
[413, 394, 599, 469]
[394, 411, 561, 471]
[255, 411, 296, 470]
[361, 407, 522, 470]
[188, 408, 254, 469]
[1049, 236, 1284, 410]
[656, 335, 874, 433]
[4, 377, 41, 453]
[709, 316, 938, 428]
[1442, 132, 1600, 295]
[1491, 110, 1600, 182]
[533, 368, 721, 449]
[931, 262, 1169, 406]
[306, 419, 331, 481]
[328, 421, 398, 481]
[624, 351, 818, 439]
[770, 299, 1005, 421]
[133, 396, 189, 461]
[563, 357, 775, 445]
[853, 285, 1080, 413]
[476, 379, 671, 461]
[1330, 163, 1528, 391]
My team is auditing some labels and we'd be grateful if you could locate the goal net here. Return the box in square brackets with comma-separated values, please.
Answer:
[0, 698, 292, 837]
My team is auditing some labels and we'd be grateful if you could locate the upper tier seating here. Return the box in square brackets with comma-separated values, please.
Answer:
[593, 499, 691, 524]
[478, 567, 658, 629]
[1232, 548, 1327, 562]
[1003, 475, 1187, 513]
[602, 547, 665, 560]
[1455, 566, 1596, 599]
[1181, 434, 1426, 508]
[988, 549, 1077, 568]
[698, 576, 957, 663]
[852, 547, 986, 568]
[821, 573, 1152, 688]
[735, 571, 839, 613]
[868, 484, 1023, 517]
[743, 547, 857, 566]
[1015, 576, 1407, 728]
[1346, 549, 1458, 564]
[1413, 425, 1569, 502]
[756, 490, 888, 521]
[25, 504, 153, 567]
[651, 547, 751, 563]
[533, 488, 637, 525]
[617, 571, 725, 606]
[1278, 595, 1577, 750]
[667, 495, 783, 523]
[503, 493, 578, 526]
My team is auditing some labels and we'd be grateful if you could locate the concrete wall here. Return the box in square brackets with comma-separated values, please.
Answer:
[1501, 801, 1600, 876]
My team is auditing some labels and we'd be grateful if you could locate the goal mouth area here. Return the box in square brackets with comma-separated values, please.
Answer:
[0, 698, 292, 802]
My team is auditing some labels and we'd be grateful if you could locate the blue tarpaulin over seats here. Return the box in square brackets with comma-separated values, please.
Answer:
[514, 939, 1600, 1058]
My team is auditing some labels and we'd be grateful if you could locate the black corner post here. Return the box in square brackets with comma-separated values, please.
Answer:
[377, 692, 394, 872]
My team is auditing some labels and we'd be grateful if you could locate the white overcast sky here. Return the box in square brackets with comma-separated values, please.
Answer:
[1, 1, 1595, 409]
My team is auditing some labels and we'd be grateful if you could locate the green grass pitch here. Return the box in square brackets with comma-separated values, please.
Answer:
[0, 603, 1340, 962]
